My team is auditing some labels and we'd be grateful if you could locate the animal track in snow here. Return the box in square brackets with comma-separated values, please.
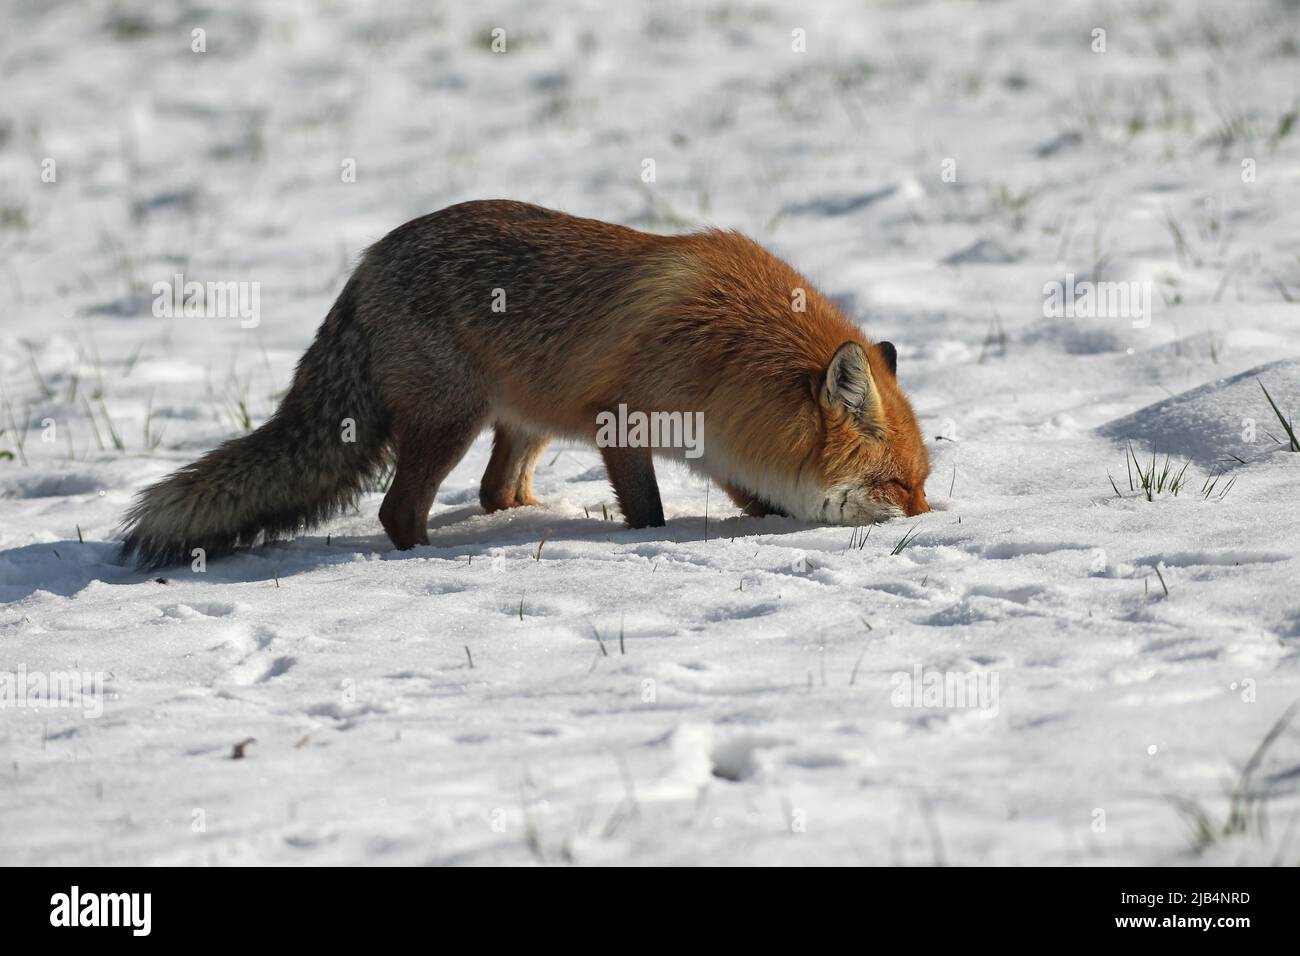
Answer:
[1138, 550, 1289, 569]
[974, 541, 1093, 560]
[160, 601, 238, 619]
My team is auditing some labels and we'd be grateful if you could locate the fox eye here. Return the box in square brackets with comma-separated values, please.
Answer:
[890, 479, 912, 494]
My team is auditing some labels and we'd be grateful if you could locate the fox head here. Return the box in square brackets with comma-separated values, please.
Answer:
[810, 340, 930, 524]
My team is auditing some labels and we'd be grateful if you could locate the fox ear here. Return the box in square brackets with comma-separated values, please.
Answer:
[822, 341, 884, 436]
[877, 341, 897, 377]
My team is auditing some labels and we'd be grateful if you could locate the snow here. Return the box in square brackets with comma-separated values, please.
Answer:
[1098, 356, 1300, 465]
[2, 0, 1300, 865]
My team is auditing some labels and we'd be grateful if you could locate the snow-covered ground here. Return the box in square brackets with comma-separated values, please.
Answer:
[3, 0, 1299, 865]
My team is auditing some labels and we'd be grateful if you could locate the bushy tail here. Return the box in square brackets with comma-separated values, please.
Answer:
[120, 278, 391, 569]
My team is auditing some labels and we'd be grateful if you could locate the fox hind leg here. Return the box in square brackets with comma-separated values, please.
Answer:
[380, 410, 484, 550]
[480, 424, 551, 512]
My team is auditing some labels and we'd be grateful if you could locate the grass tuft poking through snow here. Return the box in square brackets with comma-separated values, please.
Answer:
[890, 524, 924, 555]
[1123, 442, 1191, 501]
[1259, 379, 1299, 451]
[1167, 701, 1300, 855]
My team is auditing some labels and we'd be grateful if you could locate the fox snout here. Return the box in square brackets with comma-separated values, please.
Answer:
[905, 487, 930, 516]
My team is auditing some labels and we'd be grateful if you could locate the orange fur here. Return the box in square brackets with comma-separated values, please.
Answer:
[447, 216, 931, 524]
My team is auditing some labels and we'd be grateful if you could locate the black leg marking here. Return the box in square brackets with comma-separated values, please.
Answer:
[600, 445, 665, 528]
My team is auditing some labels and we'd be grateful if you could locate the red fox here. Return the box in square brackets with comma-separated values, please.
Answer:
[121, 200, 930, 569]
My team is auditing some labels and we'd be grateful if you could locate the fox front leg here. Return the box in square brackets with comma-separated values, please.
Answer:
[720, 481, 789, 518]
[599, 445, 665, 528]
